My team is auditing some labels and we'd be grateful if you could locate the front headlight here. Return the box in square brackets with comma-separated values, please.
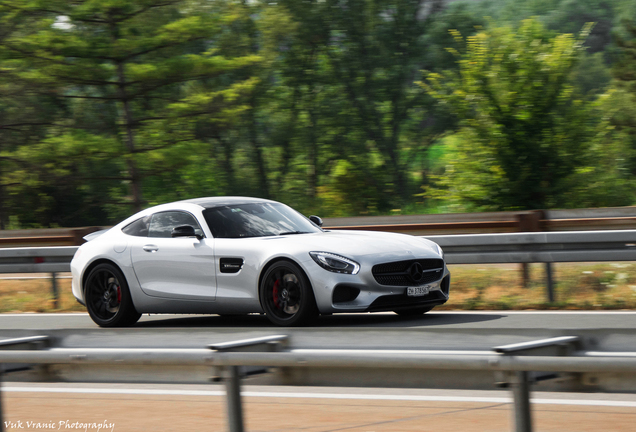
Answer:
[309, 252, 360, 275]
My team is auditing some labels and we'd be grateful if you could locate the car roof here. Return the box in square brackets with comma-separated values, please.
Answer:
[114, 196, 281, 229]
[177, 196, 278, 209]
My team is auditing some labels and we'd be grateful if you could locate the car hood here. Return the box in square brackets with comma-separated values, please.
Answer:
[263, 230, 440, 259]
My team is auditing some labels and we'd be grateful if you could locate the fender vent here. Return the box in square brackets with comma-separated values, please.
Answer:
[220, 258, 244, 273]
[332, 285, 361, 304]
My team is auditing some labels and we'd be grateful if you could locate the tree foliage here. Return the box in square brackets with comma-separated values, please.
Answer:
[610, 15, 636, 177]
[1, 0, 258, 224]
[0, 0, 635, 227]
[421, 19, 601, 210]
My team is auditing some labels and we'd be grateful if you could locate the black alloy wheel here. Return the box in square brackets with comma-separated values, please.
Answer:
[84, 263, 141, 327]
[260, 261, 317, 326]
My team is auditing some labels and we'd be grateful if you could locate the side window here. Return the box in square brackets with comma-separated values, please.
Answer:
[122, 216, 151, 237]
[148, 211, 204, 238]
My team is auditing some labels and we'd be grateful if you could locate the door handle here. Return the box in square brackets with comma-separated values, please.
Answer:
[143, 245, 158, 253]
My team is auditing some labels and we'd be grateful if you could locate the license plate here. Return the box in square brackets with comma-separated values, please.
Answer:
[407, 286, 430, 297]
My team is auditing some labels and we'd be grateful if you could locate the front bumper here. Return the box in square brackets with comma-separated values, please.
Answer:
[303, 256, 451, 313]
[367, 274, 450, 312]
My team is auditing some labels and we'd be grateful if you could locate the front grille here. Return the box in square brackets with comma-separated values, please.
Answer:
[367, 290, 447, 311]
[372, 259, 444, 286]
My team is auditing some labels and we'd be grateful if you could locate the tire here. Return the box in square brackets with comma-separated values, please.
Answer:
[260, 261, 318, 326]
[393, 306, 434, 316]
[84, 263, 141, 327]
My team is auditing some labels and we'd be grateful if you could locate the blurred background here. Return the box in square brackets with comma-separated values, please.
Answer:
[1, 0, 636, 229]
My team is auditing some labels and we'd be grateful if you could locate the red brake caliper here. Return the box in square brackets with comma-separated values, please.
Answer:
[116, 286, 122, 303]
[272, 279, 280, 309]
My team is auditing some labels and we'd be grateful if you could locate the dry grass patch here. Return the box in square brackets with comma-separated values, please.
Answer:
[0, 277, 85, 313]
[1, 263, 636, 313]
[437, 262, 636, 310]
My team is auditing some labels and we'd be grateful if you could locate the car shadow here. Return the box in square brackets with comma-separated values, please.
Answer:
[133, 312, 504, 328]
[315, 312, 504, 328]
[134, 314, 271, 328]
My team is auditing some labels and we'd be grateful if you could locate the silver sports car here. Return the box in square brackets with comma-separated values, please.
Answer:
[71, 197, 450, 327]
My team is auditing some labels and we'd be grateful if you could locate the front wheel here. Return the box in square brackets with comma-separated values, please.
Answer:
[393, 306, 434, 316]
[260, 261, 317, 326]
[84, 263, 141, 327]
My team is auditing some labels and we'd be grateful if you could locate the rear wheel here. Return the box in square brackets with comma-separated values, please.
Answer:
[260, 261, 317, 326]
[84, 263, 141, 327]
[393, 306, 434, 316]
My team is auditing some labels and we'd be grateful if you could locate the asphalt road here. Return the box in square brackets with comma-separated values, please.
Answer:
[1, 310, 636, 330]
[1, 311, 635, 351]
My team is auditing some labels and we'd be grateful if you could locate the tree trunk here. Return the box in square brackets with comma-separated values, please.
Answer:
[388, 109, 407, 203]
[248, 96, 270, 198]
[220, 136, 237, 195]
[116, 61, 143, 213]
[279, 86, 300, 189]
[0, 160, 5, 230]
[110, 20, 143, 213]
[307, 81, 318, 199]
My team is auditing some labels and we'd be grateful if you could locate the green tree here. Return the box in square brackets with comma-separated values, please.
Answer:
[421, 18, 598, 210]
[324, 0, 443, 205]
[0, 0, 258, 223]
[611, 16, 636, 177]
[0, 3, 68, 227]
[209, 1, 398, 214]
[558, 88, 634, 208]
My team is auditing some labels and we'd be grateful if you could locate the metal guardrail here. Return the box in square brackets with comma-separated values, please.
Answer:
[4, 348, 636, 371]
[4, 229, 636, 273]
[0, 247, 77, 274]
[325, 207, 636, 235]
[1, 335, 634, 432]
[428, 230, 636, 264]
[327, 216, 636, 234]
[0, 227, 102, 248]
[3, 206, 636, 248]
[427, 230, 636, 300]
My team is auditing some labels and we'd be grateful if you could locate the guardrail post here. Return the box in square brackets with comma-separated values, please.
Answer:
[225, 366, 244, 432]
[0, 367, 4, 432]
[51, 272, 58, 309]
[521, 264, 531, 289]
[545, 263, 555, 303]
[511, 371, 532, 432]
[209, 335, 289, 432]
[517, 211, 544, 288]
[494, 336, 580, 432]
[0, 336, 50, 430]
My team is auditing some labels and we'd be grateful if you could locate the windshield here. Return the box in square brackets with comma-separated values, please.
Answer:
[202, 202, 322, 238]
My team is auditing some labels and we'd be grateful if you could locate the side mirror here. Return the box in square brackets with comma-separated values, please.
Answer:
[309, 215, 323, 227]
[171, 225, 201, 239]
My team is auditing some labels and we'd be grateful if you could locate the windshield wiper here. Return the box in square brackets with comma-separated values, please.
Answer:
[278, 231, 310, 236]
